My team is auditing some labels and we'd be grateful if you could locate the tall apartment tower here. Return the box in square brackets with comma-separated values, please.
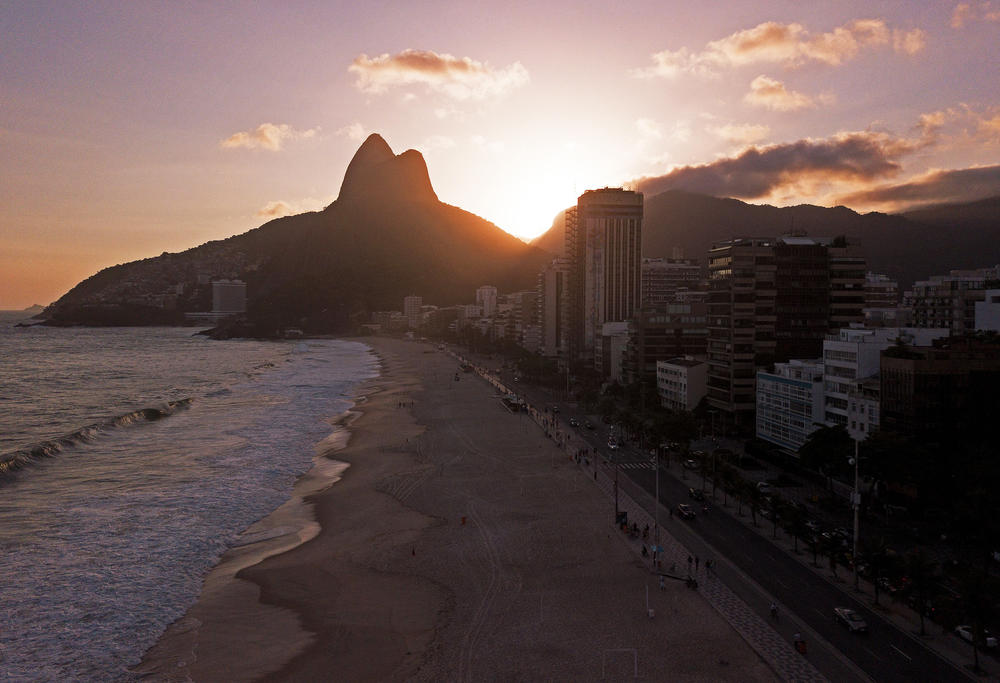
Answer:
[706, 236, 865, 421]
[476, 285, 498, 318]
[538, 258, 570, 358]
[403, 295, 422, 329]
[565, 188, 643, 366]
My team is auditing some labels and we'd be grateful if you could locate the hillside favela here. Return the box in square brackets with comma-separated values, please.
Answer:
[2, 3, 1000, 682]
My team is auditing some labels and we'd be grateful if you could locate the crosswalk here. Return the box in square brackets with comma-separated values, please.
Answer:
[617, 461, 654, 470]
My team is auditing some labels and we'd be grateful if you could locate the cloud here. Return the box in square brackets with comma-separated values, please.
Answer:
[836, 164, 1000, 209]
[336, 122, 368, 141]
[633, 130, 922, 199]
[744, 75, 826, 111]
[220, 123, 318, 151]
[633, 18, 916, 78]
[709, 122, 772, 145]
[636, 118, 662, 139]
[893, 28, 927, 55]
[952, 2, 1000, 27]
[256, 200, 294, 218]
[256, 195, 334, 219]
[348, 49, 529, 100]
[913, 104, 1000, 145]
[471, 135, 505, 154]
[420, 135, 456, 152]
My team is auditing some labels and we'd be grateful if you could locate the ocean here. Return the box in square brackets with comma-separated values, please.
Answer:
[0, 324, 379, 681]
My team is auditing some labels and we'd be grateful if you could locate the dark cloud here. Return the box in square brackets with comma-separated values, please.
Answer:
[634, 132, 915, 199]
[836, 165, 1000, 209]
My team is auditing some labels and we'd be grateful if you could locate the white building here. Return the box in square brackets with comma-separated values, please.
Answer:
[476, 285, 498, 318]
[656, 357, 707, 412]
[847, 377, 880, 441]
[403, 295, 422, 330]
[822, 326, 948, 426]
[756, 359, 826, 453]
[975, 289, 1000, 331]
[211, 279, 246, 314]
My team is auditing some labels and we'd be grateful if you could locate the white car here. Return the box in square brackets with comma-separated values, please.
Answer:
[834, 607, 868, 633]
[955, 625, 998, 648]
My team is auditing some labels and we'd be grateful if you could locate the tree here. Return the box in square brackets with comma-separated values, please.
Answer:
[860, 537, 890, 606]
[783, 504, 808, 554]
[905, 549, 937, 636]
[799, 425, 852, 487]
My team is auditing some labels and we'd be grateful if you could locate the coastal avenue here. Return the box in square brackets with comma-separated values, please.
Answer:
[471, 351, 969, 683]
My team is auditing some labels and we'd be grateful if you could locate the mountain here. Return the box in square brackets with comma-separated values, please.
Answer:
[531, 190, 1000, 290]
[45, 134, 551, 332]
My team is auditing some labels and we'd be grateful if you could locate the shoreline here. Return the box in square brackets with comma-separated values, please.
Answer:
[135, 347, 395, 681]
[138, 337, 776, 681]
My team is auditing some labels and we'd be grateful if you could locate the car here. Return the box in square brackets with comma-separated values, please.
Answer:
[834, 607, 868, 633]
[569, 417, 579, 427]
[607, 440, 619, 450]
[688, 487, 705, 501]
[756, 481, 772, 494]
[551, 405, 560, 414]
[682, 459, 698, 470]
[585, 420, 595, 430]
[676, 503, 696, 520]
[955, 625, 998, 649]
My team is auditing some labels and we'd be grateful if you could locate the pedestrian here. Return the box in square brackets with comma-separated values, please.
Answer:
[695, 556, 700, 571]
[659, 575, 666, 591]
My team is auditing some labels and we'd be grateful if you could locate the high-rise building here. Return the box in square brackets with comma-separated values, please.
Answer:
[706, 236, 866, 421]
[476, 285, 498, 318]
[566, 188, 643, 368]
[403, 295, 422, 329]
[538, 258, 570, 358]
[865, 272, 899, 308]
[641, 257, 703, 310]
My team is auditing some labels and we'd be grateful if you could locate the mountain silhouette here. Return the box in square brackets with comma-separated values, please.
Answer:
[46, 135, 550, 332]
[531, 190, 1000, 289]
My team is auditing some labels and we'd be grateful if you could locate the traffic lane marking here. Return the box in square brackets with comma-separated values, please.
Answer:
[891, 645, 912, 662]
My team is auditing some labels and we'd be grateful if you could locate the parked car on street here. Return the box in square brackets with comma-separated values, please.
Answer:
[834, 607, 868, 633]
[585, 420, 594, 430]
[677, 503, 696, 520]
[682, 459, 698, 470]
[688, 488, 705, 501]
[955, 625, 998, 648]
[569, 418, 579, 427]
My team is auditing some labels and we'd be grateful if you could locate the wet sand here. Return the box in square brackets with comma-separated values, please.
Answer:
[137, 337, 776, 682]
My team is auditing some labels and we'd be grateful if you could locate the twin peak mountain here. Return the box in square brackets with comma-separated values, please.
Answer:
[44, 135, 550, 332]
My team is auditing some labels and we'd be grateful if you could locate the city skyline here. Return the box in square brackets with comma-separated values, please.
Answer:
[3, 2, 999, 308]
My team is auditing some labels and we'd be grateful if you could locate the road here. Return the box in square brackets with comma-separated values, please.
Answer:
[463, 354, 971, 683]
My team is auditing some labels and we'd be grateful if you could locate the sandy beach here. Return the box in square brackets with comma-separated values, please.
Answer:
[137, 337, 777, 682]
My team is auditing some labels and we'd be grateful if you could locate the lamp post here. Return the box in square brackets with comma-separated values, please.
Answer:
[850, 436, 861, 592]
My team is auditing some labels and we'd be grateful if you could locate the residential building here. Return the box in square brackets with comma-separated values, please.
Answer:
[641, 257, 703, 310]
[657, 357, 708, 412]
[622, 299, 709, 382]
[865, 272, 899, 308]
[706, 236, 866, 422]
[904, 265, 1000, 333]
[847, 377, 880, 441]
[566, 188, 643, 369]
[600, 322, 630, 382]
[476, 285, 498, 318]
[821, 326, 948, 426]
[211, 279, 247, 314]
[755, 359, 825, 452]
[975, 289, 1000, 331]
[403, 295, 422, 330]
[538, 258, 570, 358]
[880, 336, 1000, 438]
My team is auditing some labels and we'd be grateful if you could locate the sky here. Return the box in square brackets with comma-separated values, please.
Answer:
[2, 1, 999, 309]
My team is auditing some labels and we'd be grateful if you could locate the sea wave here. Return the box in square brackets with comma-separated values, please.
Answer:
[0, 398, 193, 478]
